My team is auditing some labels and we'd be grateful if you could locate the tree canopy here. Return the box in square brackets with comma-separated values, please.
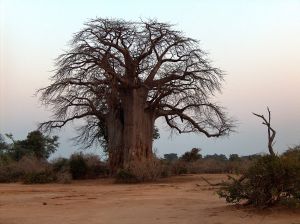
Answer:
[1, 131, 58, 160]
[38, 18, 233, 170]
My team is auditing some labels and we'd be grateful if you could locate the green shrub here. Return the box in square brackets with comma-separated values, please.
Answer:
[23, 171, 57, 184]
[281, 148, 300, 202]
[218, 152, 300, 207]
[2, 131, 58, 161]
[180, 148, 202, 162]
[0, 154, 14, 166]
[163, 153, 178, 162]
[204, 153, 227, 162]
[69, 153, 88, 179]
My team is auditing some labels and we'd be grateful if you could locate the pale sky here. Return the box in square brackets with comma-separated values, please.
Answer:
[1, 0, 300, 158]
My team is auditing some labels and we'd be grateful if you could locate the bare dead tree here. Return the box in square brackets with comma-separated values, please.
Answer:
[253, 107, 276, 156]
[38, 18, 234, 172]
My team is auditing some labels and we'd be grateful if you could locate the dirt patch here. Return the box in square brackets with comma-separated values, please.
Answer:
[0, 174, 299, 224]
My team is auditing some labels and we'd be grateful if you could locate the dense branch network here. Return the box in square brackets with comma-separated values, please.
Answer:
[39, 18, 233, 147]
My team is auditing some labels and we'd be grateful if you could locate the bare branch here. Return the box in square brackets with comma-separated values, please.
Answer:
[253, 107, 276, 156]
[38, 18, 233, 150]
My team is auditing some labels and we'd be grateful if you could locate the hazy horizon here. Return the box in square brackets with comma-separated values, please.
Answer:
[1, 0, 300, 158]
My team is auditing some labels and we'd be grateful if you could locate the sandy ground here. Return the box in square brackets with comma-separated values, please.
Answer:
[0, 174, 299, 224]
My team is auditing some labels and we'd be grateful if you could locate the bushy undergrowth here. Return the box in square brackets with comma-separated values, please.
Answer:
[0, 150, 257, 184]
[52, 157, 69, 173]
[114, 153, 251, 183]
[23, 171, 57, 184]
[116, 158, 167, 183]
[166, 157, 252, 175]
[2, 145, 297, 191]
[0, 156, 51, 183]
[0, 164, 24, 182]
[69, 153, 109, 180]
[217, 147, 300, 208]
[116, 169, 139, 183]
[84, 154, 109, 178]
[69, 153, 88, 180]
[0, 153, 109, 184]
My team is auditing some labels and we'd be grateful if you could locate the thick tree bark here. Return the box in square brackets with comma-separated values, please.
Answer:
[106, 88, 155, 172]
[121, 88, 154, 167]
[106, 108, 124, 174]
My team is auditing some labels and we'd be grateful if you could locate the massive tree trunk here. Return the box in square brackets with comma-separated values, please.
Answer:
[106, 88, 155, 172]
[106, 108, 124, 174]
[122, 88, 154, 167]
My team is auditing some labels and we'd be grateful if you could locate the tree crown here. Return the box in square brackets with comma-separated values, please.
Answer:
[39, 18, 233, 147]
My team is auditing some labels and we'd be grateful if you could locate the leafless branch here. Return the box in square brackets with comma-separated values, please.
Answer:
[38, 18, 234, 147]
[253, 107, 276, 156]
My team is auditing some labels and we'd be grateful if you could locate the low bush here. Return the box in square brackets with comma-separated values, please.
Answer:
[0, 164, 24, 182]
[23, 170, 57, 184]
[0, 154, 14, 166]
[160, 161, 172, 178]
[217, 149, 300, 208]
[0, 156, 50, 183]
[68, 153, 109, 180]
[171, 160, 189, 175]
[167, 158, 252, 175]
[55, 171, 72, 184]
[52, 157, 69, 173]
[190, 159, 228, 174]
[116, 159, 164, 183]
[16, 156, 49, 173]
[0, 151, 109, 183]
[84, 154, 109, 178]
[69, 153, 88, 180]
[116, 169, 138, 183]
[226, 160, 252, 174]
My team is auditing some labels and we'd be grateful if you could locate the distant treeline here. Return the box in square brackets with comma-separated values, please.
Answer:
[163, 149, 262, 163]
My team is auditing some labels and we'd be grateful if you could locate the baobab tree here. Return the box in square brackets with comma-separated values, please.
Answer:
[39, 18, 233, 172]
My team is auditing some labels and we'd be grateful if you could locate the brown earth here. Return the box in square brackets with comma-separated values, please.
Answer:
[0, 174, 299, 224]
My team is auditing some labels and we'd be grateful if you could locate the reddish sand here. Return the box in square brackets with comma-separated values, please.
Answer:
[0, 174, 299, 224]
